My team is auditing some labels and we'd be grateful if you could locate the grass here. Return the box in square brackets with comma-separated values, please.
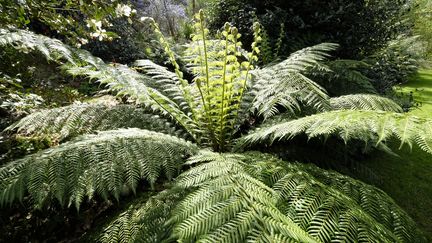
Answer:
[357, 69, 432, 239]
[398, 69, 432, 116]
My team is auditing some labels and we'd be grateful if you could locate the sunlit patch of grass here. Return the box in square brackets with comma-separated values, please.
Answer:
[401, 69, 432, 116]
[359, 69, 432, 239]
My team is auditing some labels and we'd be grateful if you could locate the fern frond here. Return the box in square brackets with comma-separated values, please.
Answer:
[251, 44, 338, 118]
[0, 28, 74, 63]
[134, 59, 191, 113]
[95, 188, 186, 243]
[252, 71, 329, 118]
[308, 59, 377, 95]
[0, 28, 104, 66]
[239, 110, 432, 155]
[330, 94, 403, 112]
[172, 152, 317, 242]
[0, 129, 198, 208]
[300, 163, 425, 242]
[5, 102, 190, 141]
[328, 59, 377, 94]
[64, 63, 201, 142]
[168, 152, 424, 242]
[272, 43, 339, 73]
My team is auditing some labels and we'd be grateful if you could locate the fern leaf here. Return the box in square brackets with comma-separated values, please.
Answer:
[172, 152, 316, 242]
[301, 163, 425, 242]
[0, 28, 104, 66]
[330, 94, 403, 112]
[168, 152, 424, 242]
[5, 102, 189, 142]
[0, 129, 198, 209]
[64, 63, 201, 142]
[0, 28, 73, 63]
[252, 44, 338, 119]
[239, 110, 432, 155]
[134, 59, 191, 114]
[94, 188, 185, 243]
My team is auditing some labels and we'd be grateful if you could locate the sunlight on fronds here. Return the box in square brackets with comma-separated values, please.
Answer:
[166, 151, 424, 242]
[239, 110, 432, 154]
[0, 129, 198, 209]
[0, 28, 74, 63]
[5, 102, 190, 141]
[251, 43, 338, 119]
[64, 63, 201, 141]
[0, 28, 104, 66]
[330, 94, 403, 112]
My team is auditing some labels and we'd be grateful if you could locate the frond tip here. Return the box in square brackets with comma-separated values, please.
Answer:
[239, 110, 432, 154]
[0, 129, 198, 209]
[330, 94, 403, 112]
[251, 43, 338, 118]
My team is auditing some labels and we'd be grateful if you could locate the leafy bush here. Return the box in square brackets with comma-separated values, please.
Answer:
[206, 0, 413, 59]
[365, 36, 423, 93]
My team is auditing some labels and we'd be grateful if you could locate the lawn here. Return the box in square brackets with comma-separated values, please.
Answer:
[400, 69, 432, 116]
[357, 69, 432, 239]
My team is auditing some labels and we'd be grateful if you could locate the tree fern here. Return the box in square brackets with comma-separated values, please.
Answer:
[0, 12, 428, 242]
[5, 102, 190, 142]
[239, 110, 432, 154]
[0, 129, 198, 208]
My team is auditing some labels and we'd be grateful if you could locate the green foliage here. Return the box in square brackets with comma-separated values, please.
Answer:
[0, 129, 198, 209]
[309, 59, 378, 96]
[5, 102, 189, 142]
[0, 0, 133, 44]
[365, 36, 421, 92]
[95, 151, 425, 242]
[0, 12, 429, 242]
[240, 110, 432, 154]
[252, 43, 337, 119]
[412, 0, 432, 59]
[206, 0, 413, 59]
[330, 94, 403, 112]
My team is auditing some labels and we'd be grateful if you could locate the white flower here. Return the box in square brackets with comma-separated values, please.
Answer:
[95, 20, 102, 29]
[79, 38, 88, 45]
[86, 19, 103, 29]
[116, 4, 133, 17]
